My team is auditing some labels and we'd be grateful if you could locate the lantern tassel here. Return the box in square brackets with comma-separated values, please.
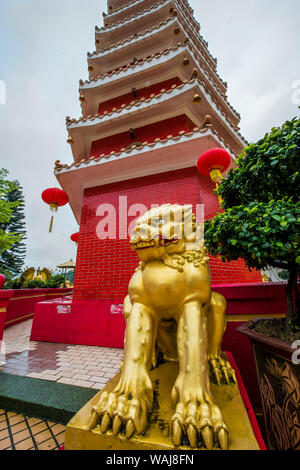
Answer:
[210, 169, 223, 206]
[49, 215, 54, 233]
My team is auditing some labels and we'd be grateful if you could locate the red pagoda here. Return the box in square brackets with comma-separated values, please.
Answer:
[32, 0, 261, 347]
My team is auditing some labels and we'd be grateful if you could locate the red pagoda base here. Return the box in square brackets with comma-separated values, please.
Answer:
[30, 283, 288, 411]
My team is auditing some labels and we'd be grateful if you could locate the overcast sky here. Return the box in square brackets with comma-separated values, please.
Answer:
[0, 0, 299, 272]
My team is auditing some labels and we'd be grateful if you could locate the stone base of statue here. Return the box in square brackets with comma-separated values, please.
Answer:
[64, 354, 263, 450]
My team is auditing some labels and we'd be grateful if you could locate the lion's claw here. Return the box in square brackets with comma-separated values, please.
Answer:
[209, 355, 237, 385]
[89, 388, 150, 439]
[112, 415, 122, 436]
[187, 424, 198, 448]
[101, 413, 111, 433]
[218, 428, 228, 450]
[171, 399, 228, 450]
[172, 419, 183, 447]
[202, 426, 213, 450]
[125, 420, 135, 439]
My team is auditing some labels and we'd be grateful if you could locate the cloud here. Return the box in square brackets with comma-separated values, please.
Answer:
[0, 0, 299, 271]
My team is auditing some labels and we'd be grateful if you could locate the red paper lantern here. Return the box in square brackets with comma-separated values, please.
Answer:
[42, 188, 69, 232]
[71, 232, 79, 244]
[197, 148, 231, 177]
[0, 274, 6, 289]
[197, 148, 231, 205]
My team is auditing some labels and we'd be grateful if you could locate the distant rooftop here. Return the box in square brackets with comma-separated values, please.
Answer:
[57, 259, 76, 269]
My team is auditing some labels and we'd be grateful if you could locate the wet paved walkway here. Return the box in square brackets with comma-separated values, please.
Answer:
[1, 319, 123, 390]
[0, 319, 124, 449]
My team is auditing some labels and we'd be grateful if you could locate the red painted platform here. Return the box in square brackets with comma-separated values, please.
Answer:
[29, 282, 289, 411]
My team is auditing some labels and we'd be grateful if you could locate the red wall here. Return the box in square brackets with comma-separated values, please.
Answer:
[90, 114, 196, 158]
[98, 77, 183, 115]
[74, 167, 261, 301]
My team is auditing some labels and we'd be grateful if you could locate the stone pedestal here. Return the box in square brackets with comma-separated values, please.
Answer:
[65, 356, 262, 450]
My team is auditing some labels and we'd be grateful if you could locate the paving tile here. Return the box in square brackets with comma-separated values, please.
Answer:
[55, 432, 65, 445]
[36, 438, 58, 451]
[13, 429, 31, 444]
[50, 423, 66, 434]
[9, 421, 28, 434]
[72, 374, 92, 381]
[91, 384, 104, 390]
[0, 429, 9, 440]
[14, 438, 35, 450]
[57, 378, 76, 385]
[73, 380, 94, 388]
[91, 376, 110, 384]
[0, 421, 8, 432]
[33, 429, 55, 445]
[26, 417, 43, 427]
[8, 415, 26, 427]
[30, 422, 48, 435]
[0, 437, 12, 450]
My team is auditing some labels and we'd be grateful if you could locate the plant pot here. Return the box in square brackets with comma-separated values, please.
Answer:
[238, 321, 300, 450]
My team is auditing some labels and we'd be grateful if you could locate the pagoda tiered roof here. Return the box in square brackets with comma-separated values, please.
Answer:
[88, 16, 226, 95]
[103, 0, 200, 33]
[106, 0, 194, 23]
[97, 1, 213, 66]
[80, 42, 240, 125]
[56, 0, 248, 222]
[55, 124, 236, 223]
[66, 77, 246, 162]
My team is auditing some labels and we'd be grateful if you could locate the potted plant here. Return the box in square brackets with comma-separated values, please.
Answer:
[204, 117, 300, 450]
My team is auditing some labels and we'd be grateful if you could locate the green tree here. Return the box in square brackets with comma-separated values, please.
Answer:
[204, 117, 300, 331]
[0, 169, 21, 266]
[0, 179, 26, 276]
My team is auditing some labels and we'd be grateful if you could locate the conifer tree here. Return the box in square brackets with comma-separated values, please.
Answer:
[0, 174, 26, 276]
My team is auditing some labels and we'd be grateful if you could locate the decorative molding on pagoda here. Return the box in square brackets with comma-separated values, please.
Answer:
[89, 16, 174, 57]
[106, 0, 194, 20]
[70, 78, 243, 140]
[96, 0, 215, 71]
[81, 42, 239, 124]
[89, 16, 226, 96]
[66, 78, 246, 163]
[55, 126, 235, 223]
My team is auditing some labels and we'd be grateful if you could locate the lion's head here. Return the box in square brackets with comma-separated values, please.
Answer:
[130, 204, 204, 264]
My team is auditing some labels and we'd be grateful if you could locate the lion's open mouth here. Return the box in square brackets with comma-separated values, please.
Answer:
[131, 237, 179, 251]
[131, 240, 156, 251]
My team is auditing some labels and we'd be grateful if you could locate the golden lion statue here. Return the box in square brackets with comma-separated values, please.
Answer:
[88, 204, 236, 449]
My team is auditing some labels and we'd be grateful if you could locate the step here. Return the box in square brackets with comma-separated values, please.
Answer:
[0, 372, 98, 425]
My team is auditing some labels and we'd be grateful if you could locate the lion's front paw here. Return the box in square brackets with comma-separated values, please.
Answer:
[88, 390, 150, 439]
[171, 398, 228, 450]
[209, 354, 237, 385]
[87, 367, 153, 438]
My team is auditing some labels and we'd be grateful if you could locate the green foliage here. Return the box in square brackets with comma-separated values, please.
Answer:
[278, 270, 290, 281]
[3, 277, 23, 290]
[45, 274, 66, 288]
[0, 169, 21, 254]
[24, 279, 46, 289]
[0, 178, 26, 276]
[9, 274, 67, 290]
[205, 199, 300, 271]
[204, 117, 300, 328]
[218, 117, 300, 209]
